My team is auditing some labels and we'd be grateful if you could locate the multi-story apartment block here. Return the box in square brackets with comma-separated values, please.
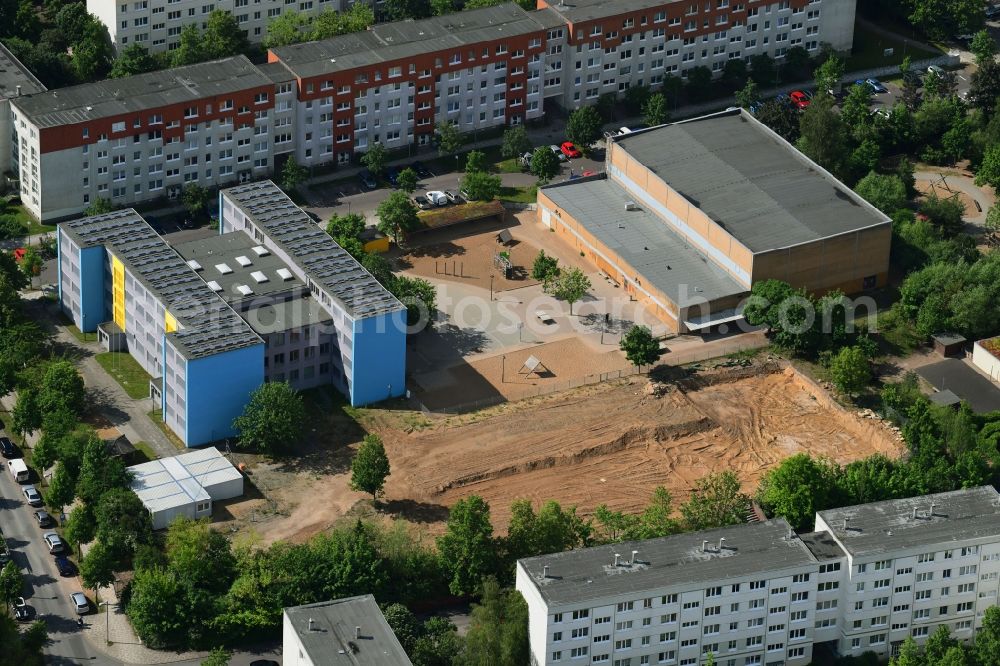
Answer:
[88, 0, 366, 52]
[11, 56, 278, 221]
[539, 0, 856, 110]
[517, 486, 1000, 666]
[0, 42, 45, 183]
[57, 181, 406, 446]
[13, 1, 858, 221]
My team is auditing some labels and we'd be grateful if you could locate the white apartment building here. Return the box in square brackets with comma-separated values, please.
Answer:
[88, 0, 371, 52]
[516, 486, 1000, 666]
[11, 1, 859, 221]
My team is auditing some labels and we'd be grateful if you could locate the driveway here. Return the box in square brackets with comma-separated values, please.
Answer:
[916, 358, 1000, 413]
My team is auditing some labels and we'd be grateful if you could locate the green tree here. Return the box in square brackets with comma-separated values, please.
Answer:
[76, 434, 129, 505]
[976, 606, 1000, 666]
[64, 503, 97, 550]
[464, 149, 487, 173]
[232, 381, 305, 454]
[182, 183, 210, 220]
[971, 29, 998, 65]
[383, 603, 422, 654]
[722, 58, 749, 90]
[529, 146, 560, 183]
[48, 460, 81, 513]
[39, 360, 85, 416]
[735, 78, 759, 109]
[830, 346, 872, 396]
[460, 171, 501, 201]
[362, 252, 394, 286]
[813, 54, 844, 94]
[619, 325, 661, 368]
[505, 499, 588, 561]
[750, 53, 777, 86]
[126, 567, 192, 648]
[389, 275, 436, 329]
[280, 158, 308, 193]
[684, 66, 713, 101]
[360, 141, 388, 176]
[0, 560, 22, 606]
[11, 386, 41, 436]
[565, 105, 603, 151]
[201, 10, 249, 59]
[84, 197, 115, 216]
[201, 647, 232, 666]
[325, 212, 366, 246]
[376, 191, 420, 243]
[109, 43, 159, 78]
[545, 267, 591, 315]
[919, 193, 965, 236]
[908, 0, 984, 42]
[14, 0, 41, 41]
[854, 171, 907, 214]
[0, 322, 44, 395]
[679, 471, 749, 530]
[80, 540, 117, 592]
[531, 250, 559, 283]
[436, 495, 498, 596]
[757, 454, 840, 530]
[500, 126, 531, 160]
[165, 518, 235, 594]
[753, 99, 800, 143]
[461, 579, 529, 666]
[262, 10, 308, 47]
[976, 143, 1000, 189]
[637, 486, 680, 539]
[595, 92, 617, 120]
[797, 92, 848, 180]
[169, 24, 204, 66]
[970, 58, 1000, 117]
[311, 2, 372, 39]
[436, 121, 463, 157]
[987, 204, 1000, 232]
[71, 17, 113, 82]
[350, 434, 391, 501]
[781, 45, 812, 81]
[396, 167, 419, 194]
[19, 247, 42, 286]
[411, 617, 463, 666]
[642, 93, 669, 127]
[95, 488, 154, 566]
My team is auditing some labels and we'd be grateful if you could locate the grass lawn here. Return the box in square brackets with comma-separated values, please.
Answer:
[59, 315, 94, 344]
[96, 352, 153, 400]
[129, 441, 158, 464]
[498, 185, 538, 204]
[2, 203, 55, 237]
[495, 157, 524, 174]
[147, 409, 186, 451]
[846, 20, 942, 72]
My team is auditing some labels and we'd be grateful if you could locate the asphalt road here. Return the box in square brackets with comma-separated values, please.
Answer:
[0, 448, 107, 665]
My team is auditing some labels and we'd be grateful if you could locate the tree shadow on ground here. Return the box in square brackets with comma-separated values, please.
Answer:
[578, 312, 634, 335]
[380, 498, 450, 525]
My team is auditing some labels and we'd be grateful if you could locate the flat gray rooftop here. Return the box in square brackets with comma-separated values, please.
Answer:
[60, 210, 261, 360]
[817, 486, 1000, 558]
[614, 109, 891, 253]
[799, 530, 846, 562]
[241, 296, 332, 336]
[540, 0, 667, 23]
[271, 3, 551, 79]
[519, 519, 815, 607]
[0, 42, 45, 99]
[173, 232, 307, 303]
[542, 176, 746, 307]
[284, 596, 412, 666]
[222, 181, 404, 320]
[14, 56, 269, 128]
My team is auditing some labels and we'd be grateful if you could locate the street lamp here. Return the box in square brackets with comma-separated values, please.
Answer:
[501, 354, 506, 383]
[490, 273, 495, 301]
[99, 601, 112, 645]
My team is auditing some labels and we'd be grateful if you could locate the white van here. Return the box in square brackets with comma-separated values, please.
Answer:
[7, 458, 28, 483]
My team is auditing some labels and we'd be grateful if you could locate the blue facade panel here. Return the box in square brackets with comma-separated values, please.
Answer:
[78, 246, 107, 332]
[183, 342, 265, 446]
[350, 309, 407, 406]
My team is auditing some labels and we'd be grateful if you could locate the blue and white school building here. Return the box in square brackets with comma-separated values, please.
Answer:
[57, 180, 406, 446]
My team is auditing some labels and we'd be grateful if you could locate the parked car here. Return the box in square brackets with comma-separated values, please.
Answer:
[927, 64, 945, 76]
[987, 5, 1000, 19]
[954, 33, 974, 43]
[385, 166, 400, 187]
[34, 510, 54, 528]
[560, 141, 582, 158]
[22, 485, 42, 507]
[444, 190, 463, 204]
[426, 190, 449, 207]
[413, 195, 433, 210]
[789, 91, 811, 110]
[55, 555, 76, 577]
[0, 437, 15, 458]
[411, 161, 432, 178]
[549, 145, 568, 162]
[12, 597, 31, 622]
[459, 188, 472, 201]
[43, 531, 65, 554]
[358, 169, 378, 191]
[519, 151, 534, 168]
[618, 127, 633, 135]
[70, 592, 90, 615]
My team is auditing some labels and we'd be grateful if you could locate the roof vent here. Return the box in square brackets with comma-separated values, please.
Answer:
[206, 280, 222, 292]
[702, 540, 709, 553]
[630, 550, 639, 565]
[718, 537, 726, 551]
[235, 255, 252, 267]
[276, 268, 293, 281]
[543, 565, 550, 578]
[215, 263, 233, 275]
[252, 245, 270, 257]
[912, 507, 919, 520]
[251, 270, 268, 283]
[187, 259, 203, 271]
[613, 553, 621, 567]
[355, 626, 361, 640]
[625, 201, 638, 211]
[929, 502, 937, 517]
[236, 284, 253, 296]
[842, 518, 849, 530]
[307, 618, 315, 632]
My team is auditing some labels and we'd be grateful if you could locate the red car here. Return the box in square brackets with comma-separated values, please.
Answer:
[560, 141, 581, 158]
[789, 91, 810, 110]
